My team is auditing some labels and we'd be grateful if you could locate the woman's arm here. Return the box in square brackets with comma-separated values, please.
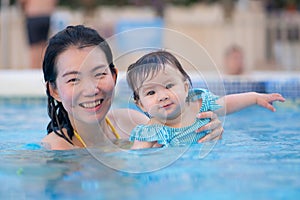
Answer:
[111, 108, 225, 144]
[131, 140, 157, 149]
[216, 92, 285, 115]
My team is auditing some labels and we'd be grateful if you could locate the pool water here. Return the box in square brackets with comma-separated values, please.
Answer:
[0, 99, 299, 199]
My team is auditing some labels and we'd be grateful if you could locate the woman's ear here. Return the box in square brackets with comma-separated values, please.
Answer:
[47, 82, 61, 102]
[113, 67, 118, 84]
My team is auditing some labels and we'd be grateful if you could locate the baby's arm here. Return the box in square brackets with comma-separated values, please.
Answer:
[131, 140, 158, 149]
[216, 92, 285, 115]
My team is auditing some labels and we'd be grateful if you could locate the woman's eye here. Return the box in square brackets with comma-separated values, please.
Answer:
[67, 78, 79, 83]
[146, 90, 155, 96]
[95, 72, 107, 78]
[166, 83, 174, 89]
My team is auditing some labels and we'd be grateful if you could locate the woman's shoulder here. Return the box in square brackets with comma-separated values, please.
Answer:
[41, 131, 74, 150]
[108, 108, 148, 124]
[107, 108, 149, 139]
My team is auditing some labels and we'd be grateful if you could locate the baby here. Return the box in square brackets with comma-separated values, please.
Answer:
[126, 50, 285, 149]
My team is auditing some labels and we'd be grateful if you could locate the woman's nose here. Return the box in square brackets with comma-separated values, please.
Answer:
[82, 79, 100, 96]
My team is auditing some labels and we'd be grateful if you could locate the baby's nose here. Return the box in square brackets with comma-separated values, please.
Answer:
[158, 91, 169, 101]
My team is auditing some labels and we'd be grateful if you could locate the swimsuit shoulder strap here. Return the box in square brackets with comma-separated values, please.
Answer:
[105, 117, 121, 139]
[74, 129, 87, 148]
[73, 117, 121, 148]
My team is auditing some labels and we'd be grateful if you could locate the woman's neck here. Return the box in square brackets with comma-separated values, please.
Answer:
[71, 118, 111, 148]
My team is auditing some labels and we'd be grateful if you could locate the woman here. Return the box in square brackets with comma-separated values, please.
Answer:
[41, 25, 223, 150]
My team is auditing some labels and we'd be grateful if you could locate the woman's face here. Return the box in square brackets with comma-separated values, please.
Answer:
[50, 45, 116, 124]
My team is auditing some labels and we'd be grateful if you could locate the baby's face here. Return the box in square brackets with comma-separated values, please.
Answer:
[137, 64, 189, 122]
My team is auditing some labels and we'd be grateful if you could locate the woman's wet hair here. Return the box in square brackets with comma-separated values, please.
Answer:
[126, 50, 192, 102]
[43, 25, 116, 144]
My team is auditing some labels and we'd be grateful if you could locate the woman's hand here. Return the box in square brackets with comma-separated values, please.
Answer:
[196, 111, 224, 143]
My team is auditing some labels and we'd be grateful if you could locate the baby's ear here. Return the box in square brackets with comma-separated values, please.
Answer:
[184, 80, 189, 92]
[136, 100, 146, 113]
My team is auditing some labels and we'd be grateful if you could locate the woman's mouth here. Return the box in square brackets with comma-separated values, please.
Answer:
[80, 99, 103, 108]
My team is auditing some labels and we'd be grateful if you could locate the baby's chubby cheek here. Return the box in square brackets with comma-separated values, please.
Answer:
[148, 105, 167, 121]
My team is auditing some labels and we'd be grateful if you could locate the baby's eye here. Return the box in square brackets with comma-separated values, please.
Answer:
[166, 83, 174, 89]
[146, 90, 155, 96]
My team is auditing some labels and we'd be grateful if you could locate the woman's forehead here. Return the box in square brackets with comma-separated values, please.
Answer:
[56, 46, 108, 74]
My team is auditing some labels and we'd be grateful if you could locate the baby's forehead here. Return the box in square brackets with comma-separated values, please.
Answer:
[132, 62, 183, 86]
[141, 69, 182, 86]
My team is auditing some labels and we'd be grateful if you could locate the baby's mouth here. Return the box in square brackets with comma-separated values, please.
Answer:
[162, 103, 173, 108]
[80, 99, 103, 108]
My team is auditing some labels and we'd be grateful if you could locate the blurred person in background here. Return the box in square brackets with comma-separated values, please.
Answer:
[19, 0, 58, 69]
[223, 44, 245, 75]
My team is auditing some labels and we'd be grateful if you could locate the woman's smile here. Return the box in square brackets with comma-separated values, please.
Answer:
[79, 99, 103, 109]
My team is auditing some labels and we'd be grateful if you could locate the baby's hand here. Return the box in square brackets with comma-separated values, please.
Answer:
[256, 93, 285, 112]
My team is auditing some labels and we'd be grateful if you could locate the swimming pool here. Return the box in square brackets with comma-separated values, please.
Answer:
[1, 70, 300, 199]
[0, 97, 299, 199]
